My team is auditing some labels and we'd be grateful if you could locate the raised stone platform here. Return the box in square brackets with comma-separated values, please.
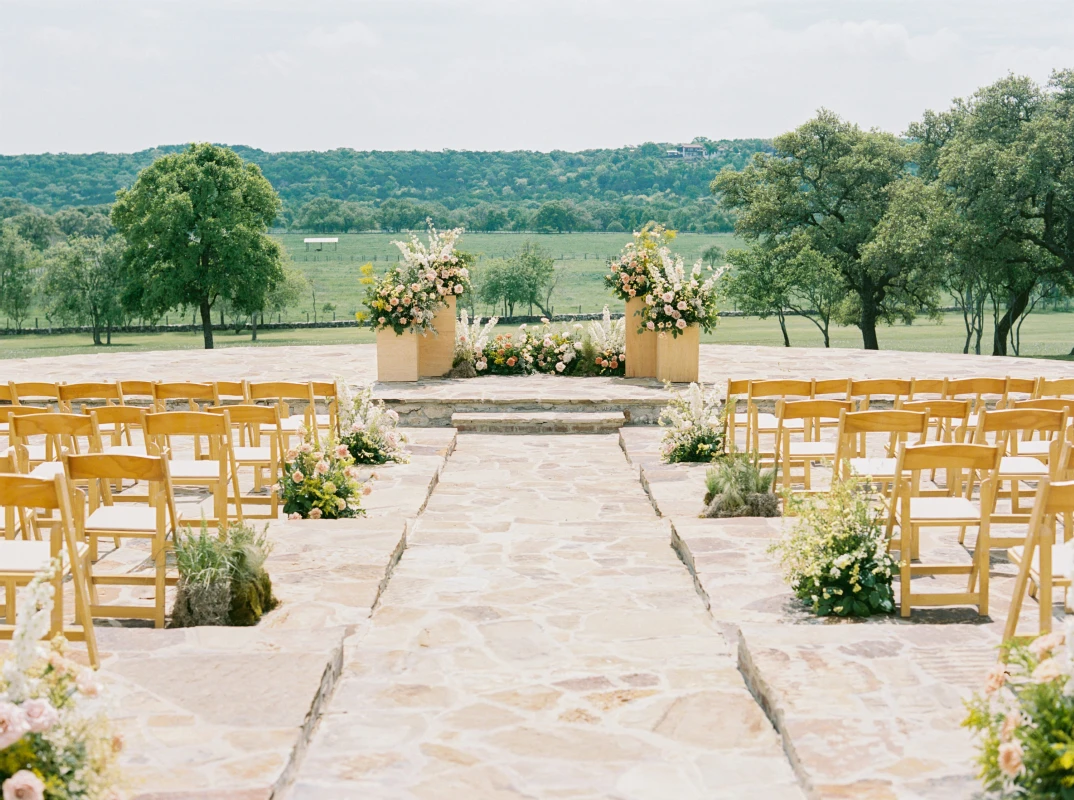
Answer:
[451, 410, 627, 434]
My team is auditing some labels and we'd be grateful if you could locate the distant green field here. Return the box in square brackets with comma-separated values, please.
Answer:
[276, 231, 740, 322]
[1, 309, 1070, 361]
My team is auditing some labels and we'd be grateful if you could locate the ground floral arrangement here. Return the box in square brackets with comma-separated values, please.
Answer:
[604, 223, 721, 338]
[451, 307, 626, 377]
[771, 475, 897, 618]
[965, 622, 1074, 798]
[361, 223, 473, 335]
[336, 382, 409, 465]
[659, 382, 726, 463]
[0, 562, 121, 799]
[281, 433, 373, 520]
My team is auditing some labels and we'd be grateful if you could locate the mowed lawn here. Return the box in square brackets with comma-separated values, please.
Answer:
[0, 310, 1070, 361]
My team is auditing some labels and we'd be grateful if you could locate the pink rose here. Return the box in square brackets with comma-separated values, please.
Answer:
[0, 702, 28, 749]
[676, 319, 687, 329]
[662, 291, 674, 303]
[315, 460, 330, 475]
[288, 512, 301, 520]
[292, 470, 305, 483]
[76, 668, 100, 697]
[362, 484, 372, 495]
[285, 449, 298, 461]
[1032, 658, 1063, 683]
[984, 663, 1007, 695]
[646, 321, 655, 330]
[336, 444, 350, 459]
[1000, 710, 1021, 742]
[309, 507, 323, 519]
[20, 699, 58, 733]
[998, 741, 1024, 777]
[453, 284, 463, 294]
[2, 771, 45, 800]
[1029, 631, 1066, 659]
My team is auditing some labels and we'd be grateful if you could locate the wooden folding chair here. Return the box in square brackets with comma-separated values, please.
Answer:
[1037, 377, 1074, 402]
[724, 378, 750, 451]
[248, 381, 317, 447]
[10, 411, 98, 480]
[0, 406, 55, 451]
[0, 447, 33, 541]
[9, 381, 61, 409]
[207, 403, 283, 519]
[152, 381, 217, 412]
[945, 377, 1011, 434]
[144, 411, 242, 528]
[58, 382, 122, 414]
[1004, 478, 1074, 641]
[776, 399, 854, 492]
[119, 380, 156, 407]
[896, 399, 972, 449]
[887, 442, 1001, 617]
[213, 381, 249, 405]
[0, 472, 98, 666]
[65, 452, 179, 628]
[970, 407, 1069, 531]
[850, 379, 913, 412]
[746, 379, 812, 460]
[310, 381, 340, 440]
[1006, 398, 1074, 463]
[834, 409, 929, 499]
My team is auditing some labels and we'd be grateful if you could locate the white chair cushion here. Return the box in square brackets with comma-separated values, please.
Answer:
[24, 444, 46, 462]
[85, 505, 158, 532]
[0, 540, 53, 573]
[233, 446, 271, 462]
[30, 462, 64, 479]
[168, 460, 221, 480]
[787, 441, 837, 457]
[1016, 440, 1053, 456]
[1008, 543, 1072, 583]
[999, 456, 1049, 477]
[755, 413, 803, 431]
[104, 444, 148, 456]
[908, 496, 980, 522]
[849, 457, 897, 479]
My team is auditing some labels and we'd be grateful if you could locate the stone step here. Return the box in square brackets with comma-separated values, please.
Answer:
[451, 411, 626, 434]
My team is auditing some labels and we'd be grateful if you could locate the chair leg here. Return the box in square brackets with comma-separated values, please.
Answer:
[154, 542, 166, 629]
[900, 557, 912, 618]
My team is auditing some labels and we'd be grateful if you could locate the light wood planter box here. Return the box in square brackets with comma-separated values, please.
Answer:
[419, 296, 456, 378]
[376, 327, 420, 382]
[656, 325, 700, 383]
[624, 296, 657, 378]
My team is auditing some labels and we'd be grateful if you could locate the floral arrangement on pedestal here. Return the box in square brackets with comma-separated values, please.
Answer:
[0, 561, 121, 799]
[658, 382, 726, 463]
[336, 382, 409, 465]
[362, 223, 472, 335]
[640, 250, 720, 337]
[281, 435, 372, 519]
[604, 223, 675, 301]
[964, 625, 1074, 798]
[771, 475, 896, 617]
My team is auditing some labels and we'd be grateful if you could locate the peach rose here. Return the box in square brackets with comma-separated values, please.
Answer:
[2, 771, 45, 800]
[998, 741, 1024, 777]
[309, 507, 323, 519]
[1000, 710, 1021, 743]
[1032, 658, 1063, 683]
[76, 668, 100, 697]
[984, 663, 1007, 695]
[1029, 631, 1066, 659]
[20, 699, 57, 733]
[0, 702, 28, 749]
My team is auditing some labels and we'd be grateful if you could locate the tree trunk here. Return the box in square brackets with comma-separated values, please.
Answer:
[106, 320, 112, 345]
[992, 288, 1030, 357]
[821, 320, 830, 348]
[200, 298, 215, 349]
[91, 312, 102, 346]
[251, 313, 258, 342]
[776, 309, 791, 347]
[860, 301, 880, 351]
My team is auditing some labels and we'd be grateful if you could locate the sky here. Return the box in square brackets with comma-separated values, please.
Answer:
[2, 0, 1074, 155]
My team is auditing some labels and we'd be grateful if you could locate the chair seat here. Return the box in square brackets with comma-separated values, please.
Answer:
[1016, 440, 1053, 456]
[0, 540, 81, 574]
[168, 460, 221, 480]
[262, 418, 304, 433]
[755, 413, 803, 431]
[85, 505, 158, 533]
[30, 462, 65, 479]
[849, 457, 897, 479]
[1008, 544, 1073, 585]
[104, 444, 148, 456]
[233, 446, 271, 462]
[314, 413, 332, 425]
[999, 456, 1049, 477]
[788, 441, 836, 457]
[24, 444, 46, 462]
[908, 496, 980, 522]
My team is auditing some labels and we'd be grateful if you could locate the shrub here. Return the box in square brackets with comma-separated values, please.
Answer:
[964, 627, 1074, 798]
[172, 521, 279, 627]
[701, 452, 778, 518]
[337, 382, 408, 465]
[770, 474, 896, 617]
[281, 435, 371, 519]
[659, 382, 726, 463]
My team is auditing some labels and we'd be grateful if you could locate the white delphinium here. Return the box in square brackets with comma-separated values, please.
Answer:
[659, 382, 726, 462]
[455, 309, 499, 367]
[2, 560, 57, 704]
[340, 384, 408, 464]
[586, 305, 626, 356]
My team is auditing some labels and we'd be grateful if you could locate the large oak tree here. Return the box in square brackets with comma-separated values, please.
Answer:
[713, 110, 941, 350]
[111, 143, 284, 349]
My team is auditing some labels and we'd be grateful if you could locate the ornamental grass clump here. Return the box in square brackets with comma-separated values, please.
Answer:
[281, 434, 371, 519]
[0, 561, 122, 799]
[659, 382, 726, 463]
[171, 520, 279, 627]
[701, 452, 779, 518]
[336, 381, 408, 465]
[964, 626, 1074, 798]
[771, 474, 896, 617]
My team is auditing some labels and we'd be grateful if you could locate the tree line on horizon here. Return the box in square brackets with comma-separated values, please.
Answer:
[0, 139, 769, 235]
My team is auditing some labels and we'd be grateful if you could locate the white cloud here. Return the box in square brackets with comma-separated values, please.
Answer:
[0, 0, 1072, 153]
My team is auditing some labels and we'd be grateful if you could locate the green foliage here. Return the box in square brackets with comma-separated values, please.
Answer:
[659, 383, 726, 463]
[964, 632, 1074, 797]
[714, 109, 942, 350]
[281, 437, 368, 519]
[772, 474, 897, 617]
[0, 222, 37, 330]
[172, 520, 278, 627]
[110, 143, 285, 349]
[40, 234, 126, 345]
[477, 241, 557, 317]
[702, 452, 777, 517]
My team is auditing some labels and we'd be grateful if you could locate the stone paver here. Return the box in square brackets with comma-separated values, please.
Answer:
[451, 410, 626, 434]
[289, 435, 803, 799]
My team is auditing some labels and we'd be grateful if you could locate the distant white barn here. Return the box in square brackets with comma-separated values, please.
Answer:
[304, 237, 339, 251]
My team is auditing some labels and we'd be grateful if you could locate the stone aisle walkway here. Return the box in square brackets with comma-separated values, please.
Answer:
[289, 434, 802, 799]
